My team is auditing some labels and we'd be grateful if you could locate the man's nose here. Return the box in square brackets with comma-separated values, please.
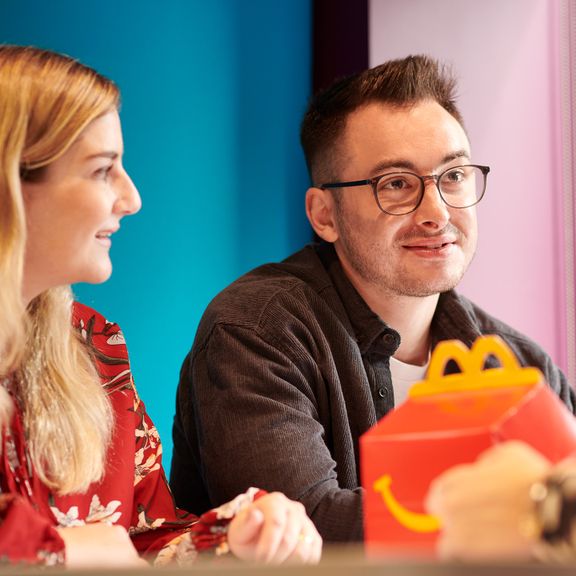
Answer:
[414, 177, 450, 229]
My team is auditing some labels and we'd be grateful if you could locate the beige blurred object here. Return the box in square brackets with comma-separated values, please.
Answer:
[528, 460, 576, 563]
[425, 441, 551, 561]
[4, 545, 575, 576]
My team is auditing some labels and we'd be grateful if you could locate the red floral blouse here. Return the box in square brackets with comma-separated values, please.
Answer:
[0, 302, 263, 566]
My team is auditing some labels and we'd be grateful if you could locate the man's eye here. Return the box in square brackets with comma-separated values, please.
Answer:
[383, 178, 409, 190]
[446, 169, 465, 182]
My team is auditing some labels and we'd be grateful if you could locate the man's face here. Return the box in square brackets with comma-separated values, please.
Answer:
[325, 100, 478, 298]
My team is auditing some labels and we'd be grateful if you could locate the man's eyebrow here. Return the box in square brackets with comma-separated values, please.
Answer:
[369, 150, 471, 176]
[370, 159, 418, 175]
[441, 150, 470, 164]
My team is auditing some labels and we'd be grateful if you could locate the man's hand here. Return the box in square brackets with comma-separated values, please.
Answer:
[228, 492, 322, 564]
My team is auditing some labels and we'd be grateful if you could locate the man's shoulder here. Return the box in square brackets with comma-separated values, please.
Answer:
[448, 292, 519, 334]
[442, 292, 555, 366]
[201, 244, 333, 327]
[445, 292, 573, 407]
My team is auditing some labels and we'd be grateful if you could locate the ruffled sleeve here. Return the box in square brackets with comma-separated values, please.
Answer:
[153, 488, 266, 567]
[0, 494, 65, 566]
[71, 302, 267, 565]
[126, 389, 266, 564]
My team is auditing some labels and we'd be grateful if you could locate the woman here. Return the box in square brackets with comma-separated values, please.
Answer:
[0, 44, 321, 568]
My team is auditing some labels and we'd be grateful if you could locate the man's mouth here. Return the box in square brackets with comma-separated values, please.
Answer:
[404, 240, 454, 250]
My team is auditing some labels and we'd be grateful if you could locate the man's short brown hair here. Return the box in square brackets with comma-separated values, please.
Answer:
[300, 55, 463, 184]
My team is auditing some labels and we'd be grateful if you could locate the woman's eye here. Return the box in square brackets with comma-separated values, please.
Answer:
[94, 165, 113, 180]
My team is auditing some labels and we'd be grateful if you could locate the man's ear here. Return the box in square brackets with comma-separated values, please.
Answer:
[305, 186, 339, 243]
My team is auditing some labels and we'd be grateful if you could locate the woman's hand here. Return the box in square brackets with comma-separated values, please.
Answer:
[57, 524, 149, 569]
[425, 441, 551, 561]
[228, 492, 322, 564]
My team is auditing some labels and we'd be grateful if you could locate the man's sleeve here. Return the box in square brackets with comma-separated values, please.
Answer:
[172, 322, 364, 542]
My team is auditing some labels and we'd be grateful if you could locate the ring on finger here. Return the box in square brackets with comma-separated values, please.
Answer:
[298, 532, 315, 545]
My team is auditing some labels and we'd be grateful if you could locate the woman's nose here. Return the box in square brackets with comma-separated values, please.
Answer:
[115, 170, 142, 216]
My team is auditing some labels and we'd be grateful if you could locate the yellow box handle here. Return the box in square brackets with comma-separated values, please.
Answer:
[408, 335, 542, 398]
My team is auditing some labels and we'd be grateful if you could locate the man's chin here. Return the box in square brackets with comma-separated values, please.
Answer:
[392, 275, 463, 298]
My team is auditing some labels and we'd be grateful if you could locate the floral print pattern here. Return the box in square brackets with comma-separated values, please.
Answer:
[0, 302, 263, 566]
[51, 495, 122, 527]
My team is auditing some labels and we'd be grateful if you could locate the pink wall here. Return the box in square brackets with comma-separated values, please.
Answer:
[369, 0, 567, 370]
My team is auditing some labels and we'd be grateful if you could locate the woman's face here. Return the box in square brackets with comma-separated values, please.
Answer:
[21, 110, 141, 303]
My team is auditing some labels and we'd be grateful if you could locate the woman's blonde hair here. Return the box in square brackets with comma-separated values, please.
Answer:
[0, 45, 119, 493]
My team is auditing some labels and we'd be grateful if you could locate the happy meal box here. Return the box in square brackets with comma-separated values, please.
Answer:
[360, 335, 576, 557]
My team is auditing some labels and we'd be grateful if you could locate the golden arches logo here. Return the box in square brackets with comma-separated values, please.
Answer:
[373, 475, 440, 533]
[409, 335, 542, 399]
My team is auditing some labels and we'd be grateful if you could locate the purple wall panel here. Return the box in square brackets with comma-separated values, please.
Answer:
[369, 0, 572, 378]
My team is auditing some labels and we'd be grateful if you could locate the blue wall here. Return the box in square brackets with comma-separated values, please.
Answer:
[0, 0, 312, 469]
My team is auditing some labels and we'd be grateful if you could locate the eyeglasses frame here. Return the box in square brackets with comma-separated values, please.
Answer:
[319, 164, 491, 216]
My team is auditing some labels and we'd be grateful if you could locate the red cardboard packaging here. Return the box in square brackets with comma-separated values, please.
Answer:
[360, 336, 576, 557]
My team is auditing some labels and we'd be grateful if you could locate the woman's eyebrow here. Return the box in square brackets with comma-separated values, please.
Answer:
[85, 151, 120, 161]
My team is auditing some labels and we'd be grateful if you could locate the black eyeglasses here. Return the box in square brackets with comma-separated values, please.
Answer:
[320, 164, 490, 216]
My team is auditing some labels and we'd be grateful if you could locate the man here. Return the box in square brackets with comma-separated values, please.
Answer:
[170, 55, 576, 542]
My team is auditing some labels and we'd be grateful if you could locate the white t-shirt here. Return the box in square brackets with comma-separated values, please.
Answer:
[389, 355, 429, 407]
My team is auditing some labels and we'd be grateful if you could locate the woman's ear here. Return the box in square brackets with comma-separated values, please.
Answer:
[305, 187, 339, 243]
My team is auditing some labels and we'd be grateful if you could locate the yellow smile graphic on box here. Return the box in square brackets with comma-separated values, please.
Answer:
[373, 475, 440, 533]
